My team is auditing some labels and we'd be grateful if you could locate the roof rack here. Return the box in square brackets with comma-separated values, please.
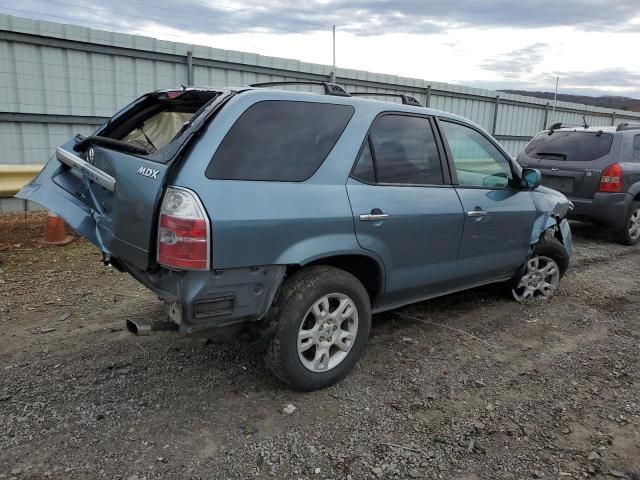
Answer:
[349, 92, 422, 107]
[548, 121, 589, 131]
[616, 122, 640, 132]
[249, 81, 351, 97]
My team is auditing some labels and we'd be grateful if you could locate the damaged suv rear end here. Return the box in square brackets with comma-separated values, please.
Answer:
[18, 88, 258, 333]
[19, 85, 573, 391]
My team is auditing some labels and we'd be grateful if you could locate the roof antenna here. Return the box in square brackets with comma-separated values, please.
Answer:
[582, 115, 589, 129]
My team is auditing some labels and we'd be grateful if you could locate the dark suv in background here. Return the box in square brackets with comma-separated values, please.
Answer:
[517, 122, 640, 245]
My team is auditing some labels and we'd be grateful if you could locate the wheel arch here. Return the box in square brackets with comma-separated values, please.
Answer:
[287, 252, 385, 306]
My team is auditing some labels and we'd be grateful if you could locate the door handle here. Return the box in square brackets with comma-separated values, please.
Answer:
[359, 213, 389, 221]
[466, 210, 487, 218]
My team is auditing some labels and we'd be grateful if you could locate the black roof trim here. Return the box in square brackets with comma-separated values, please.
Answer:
[249, 81, 351, 97]
[616, 122, 640, 132]
[349, 92, 422, 107]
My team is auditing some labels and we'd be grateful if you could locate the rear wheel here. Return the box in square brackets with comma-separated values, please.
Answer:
[613, 201, 640, 246]
[264, 266, 371, 391]
[512, 238, 569, 303]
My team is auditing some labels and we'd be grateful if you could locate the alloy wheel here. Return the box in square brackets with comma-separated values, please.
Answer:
[512, 255, 560, 302]
[628, 207, 640, 241]
[297, 293, 359, 372]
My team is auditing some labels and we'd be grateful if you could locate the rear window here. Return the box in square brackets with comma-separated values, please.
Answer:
[525, 131, 613, 162]
[206, 101, 354, 181]
[105, 90, 221, 156]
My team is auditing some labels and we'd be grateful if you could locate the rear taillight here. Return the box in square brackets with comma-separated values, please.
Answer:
[157, 187, 210, 271]
[598, 163, 623, 193]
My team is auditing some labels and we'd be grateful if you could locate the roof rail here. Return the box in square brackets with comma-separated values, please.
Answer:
[548, 122, 589, 131]
[349, 92, 422, 107]
[249, 81, 351, 97]
[616, 122, 640, 132]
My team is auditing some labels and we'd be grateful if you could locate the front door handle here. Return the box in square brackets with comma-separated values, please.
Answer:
[467, 210, 487, 218]
[359, 213, 389, 221]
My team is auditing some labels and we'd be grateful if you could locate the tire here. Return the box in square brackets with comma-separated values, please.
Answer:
[534, 237, 570, 277]
[264, 265, 371, 391]
[512, 237, 569, 302]
[613, 201, 640, 246]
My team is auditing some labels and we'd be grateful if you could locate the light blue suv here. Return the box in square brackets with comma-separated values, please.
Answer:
[18, 82, 573, 390]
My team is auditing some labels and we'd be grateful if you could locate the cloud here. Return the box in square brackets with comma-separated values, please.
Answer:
[481, 43, 548, 79]
[8, 0, 640, 36]
[466, 68, 640, 99]
[558, 68, 640, 89]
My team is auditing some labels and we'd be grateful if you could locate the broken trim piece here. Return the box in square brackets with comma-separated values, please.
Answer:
[55, 147, 116, 192]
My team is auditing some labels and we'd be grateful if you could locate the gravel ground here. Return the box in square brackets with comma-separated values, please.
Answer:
[0, 218, 639, 480]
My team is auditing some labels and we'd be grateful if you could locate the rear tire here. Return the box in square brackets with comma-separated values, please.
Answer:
[613, 201, 640, 246]
[264, 266, 371, 391]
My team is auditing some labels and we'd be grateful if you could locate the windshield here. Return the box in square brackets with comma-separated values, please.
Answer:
[525, 131, 613, 162]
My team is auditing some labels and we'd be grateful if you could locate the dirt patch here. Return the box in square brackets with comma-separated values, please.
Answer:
[0, 213, 75, 250]
[1, 216, 639, 479]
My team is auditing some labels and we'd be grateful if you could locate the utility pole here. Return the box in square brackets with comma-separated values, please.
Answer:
[551, 76, 559, 120]
[330, 25, 336, 83]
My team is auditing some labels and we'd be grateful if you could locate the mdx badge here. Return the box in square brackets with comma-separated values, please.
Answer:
[137, 166, 159, 179]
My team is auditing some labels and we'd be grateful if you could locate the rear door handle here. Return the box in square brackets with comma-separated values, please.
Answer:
[467, 210, 487, 217]
[359, 213, 389, 221]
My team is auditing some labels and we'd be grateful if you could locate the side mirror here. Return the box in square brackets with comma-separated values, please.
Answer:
[521, 168, 541, 189]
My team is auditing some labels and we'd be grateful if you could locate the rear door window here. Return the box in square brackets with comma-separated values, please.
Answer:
[206, 100, 354, 181]
[633, 135, 640, 162]
[525, 131, 613, 162]
[352, 114, 443, 185]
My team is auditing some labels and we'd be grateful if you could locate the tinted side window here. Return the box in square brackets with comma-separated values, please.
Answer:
[441, 121, 512, 188]
[352, 141, 376, 183]
[369, 115, 443, 185]
[206, 101, 354, 181]
[634, 135, 640, 162]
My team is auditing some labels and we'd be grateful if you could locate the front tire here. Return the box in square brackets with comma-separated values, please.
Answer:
[613, 201, 640, 246]
[264, 266, 371, 391]
[512, 238, 569, 302]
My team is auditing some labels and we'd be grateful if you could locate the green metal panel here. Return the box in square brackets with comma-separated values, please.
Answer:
[2, 12, 640, 209]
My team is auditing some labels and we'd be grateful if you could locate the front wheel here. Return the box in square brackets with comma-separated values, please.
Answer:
[264, 266, 371, 391]
[512, 238, 569, 303]
[613, 201, 640, 246]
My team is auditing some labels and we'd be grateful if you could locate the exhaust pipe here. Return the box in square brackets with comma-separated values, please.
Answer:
[126, 318, 178, 336]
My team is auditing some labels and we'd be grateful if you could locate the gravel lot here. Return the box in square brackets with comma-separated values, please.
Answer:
[1, 217, 639, 480]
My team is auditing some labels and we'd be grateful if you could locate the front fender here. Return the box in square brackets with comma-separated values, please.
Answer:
[529, 186, 574, 255]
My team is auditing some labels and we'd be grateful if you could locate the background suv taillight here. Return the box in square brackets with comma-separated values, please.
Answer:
[598, 163, 623, 193]
[157, 187, 210, 270]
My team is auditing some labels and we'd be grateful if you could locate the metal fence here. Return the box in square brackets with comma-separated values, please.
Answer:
[2, 13, 640, 211]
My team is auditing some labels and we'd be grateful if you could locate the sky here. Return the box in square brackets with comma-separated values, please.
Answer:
[3, 0, 640, 98]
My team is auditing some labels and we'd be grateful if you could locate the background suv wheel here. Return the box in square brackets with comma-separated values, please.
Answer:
[613, 201, 640, 246]
[264, 266, 371, 391]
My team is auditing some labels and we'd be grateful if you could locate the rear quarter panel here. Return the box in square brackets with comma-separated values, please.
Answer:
[619, 133, 640, 195]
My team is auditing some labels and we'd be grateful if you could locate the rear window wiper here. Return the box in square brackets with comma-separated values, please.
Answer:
[536, 152, 567, 160]
[73, 135, 149, 155]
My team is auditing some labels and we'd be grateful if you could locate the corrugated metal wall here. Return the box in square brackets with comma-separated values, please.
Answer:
[2, 13, 640, 211]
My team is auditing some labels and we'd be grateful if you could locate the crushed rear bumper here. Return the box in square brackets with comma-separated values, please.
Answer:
[120, 261, 286, 333]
